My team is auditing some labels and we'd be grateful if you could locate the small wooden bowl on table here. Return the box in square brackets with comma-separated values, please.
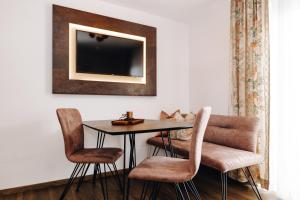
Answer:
[112, 111, 144, 126]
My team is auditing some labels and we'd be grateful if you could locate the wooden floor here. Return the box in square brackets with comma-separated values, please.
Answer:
[0, 167, 257, 200]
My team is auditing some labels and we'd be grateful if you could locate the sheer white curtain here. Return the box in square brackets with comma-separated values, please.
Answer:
[270, 0, 300, 199]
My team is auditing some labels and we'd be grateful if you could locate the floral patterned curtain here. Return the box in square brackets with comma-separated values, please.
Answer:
[230, 0, 270, 189]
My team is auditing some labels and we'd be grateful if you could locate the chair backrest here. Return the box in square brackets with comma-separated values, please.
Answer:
[189, 107, 211, 175]
[56, 108, 84, 159]
[204, 115, 260, 152]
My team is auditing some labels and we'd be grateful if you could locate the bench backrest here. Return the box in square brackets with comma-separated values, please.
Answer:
[204, 114, 260, 152]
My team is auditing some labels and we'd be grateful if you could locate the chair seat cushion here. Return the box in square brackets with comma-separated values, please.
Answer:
[147, 136, 190, 158]
[201, 142, 263, 173]
[128, 156, 193, 183]
[69, 148, 123, 164]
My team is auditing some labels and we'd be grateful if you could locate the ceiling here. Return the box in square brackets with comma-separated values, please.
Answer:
[100, 0, 212, 23]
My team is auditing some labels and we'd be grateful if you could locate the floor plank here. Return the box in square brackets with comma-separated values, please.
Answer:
[0, 167, 257, 200]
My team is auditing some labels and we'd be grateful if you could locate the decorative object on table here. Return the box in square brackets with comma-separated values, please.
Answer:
[160, 109, 195, 140]
[52, 5, 157, 96]
[111, 119, 145, 126]
[126, 111, 133, 120]
[111, 111, 144, 126]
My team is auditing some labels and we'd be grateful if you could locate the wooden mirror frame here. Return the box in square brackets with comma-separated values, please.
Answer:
[52, 5, 157, 96]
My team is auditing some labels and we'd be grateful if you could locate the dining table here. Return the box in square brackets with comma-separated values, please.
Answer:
[83, 119, 193, 200]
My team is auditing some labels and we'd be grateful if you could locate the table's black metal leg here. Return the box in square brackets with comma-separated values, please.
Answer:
[93, 132, 101, 184]
[98, 165, 107, 200]
[126, 133, 136, 200]
[103, 163, 109, 200]
[128, 134, 133, 172]
[123, 135, 127, 200]
[133, 134, 136, 167]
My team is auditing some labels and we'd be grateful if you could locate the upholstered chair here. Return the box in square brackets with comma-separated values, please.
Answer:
[128, 107, 211, 200]
[56, 108, 123, 200]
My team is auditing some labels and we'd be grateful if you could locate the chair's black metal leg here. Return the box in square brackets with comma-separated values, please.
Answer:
[156, 182, 161, 198]
[107, 163, 123, 192]
[246, 167, 263, 200]
[186, 182, 196, 199]
[242, 168, 258, 198]
[187, 180, 201, 200]
[140, 182, 147, 200]
[76, 163, 90, 192]
[148, 182, 155, 200]
[242, 167, 263, 200]
[151, 183, 157, 200]
[225, 172, 228, 199]
[112, 163, 123, 192]
[103, 164, 109, 200]
[141, 182, 150, 200]
[126, 176, 131, 200]
[175, 183, 186, 200]
[93, 164, 98, 185]
[182, 183, 191, 200]
[151, 182, 160, 200]
[174, 183, 180, 200]
[60, 163, 83, 200]
[60, 163, 79, 200]
[98, 165, 107, 200]
[221, 172, 227, 200]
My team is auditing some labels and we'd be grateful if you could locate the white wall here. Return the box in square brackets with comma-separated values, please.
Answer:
[0, 0, 190, 189]
[189, 0, 231, 115]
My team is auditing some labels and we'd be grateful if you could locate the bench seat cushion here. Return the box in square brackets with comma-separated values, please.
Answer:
[201, 142, 263, 173]
[147, 137, 263, 173]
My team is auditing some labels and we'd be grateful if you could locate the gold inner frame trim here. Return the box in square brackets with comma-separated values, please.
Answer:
[69, 23, 147, 84]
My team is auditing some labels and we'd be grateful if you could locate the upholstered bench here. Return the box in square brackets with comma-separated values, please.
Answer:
[147, 114, 263, 200]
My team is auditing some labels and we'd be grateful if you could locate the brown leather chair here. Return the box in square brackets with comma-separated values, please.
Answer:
[147, 114, 263, 200]
[56, 108, 123, 200]
[128, 107, 211, 200]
